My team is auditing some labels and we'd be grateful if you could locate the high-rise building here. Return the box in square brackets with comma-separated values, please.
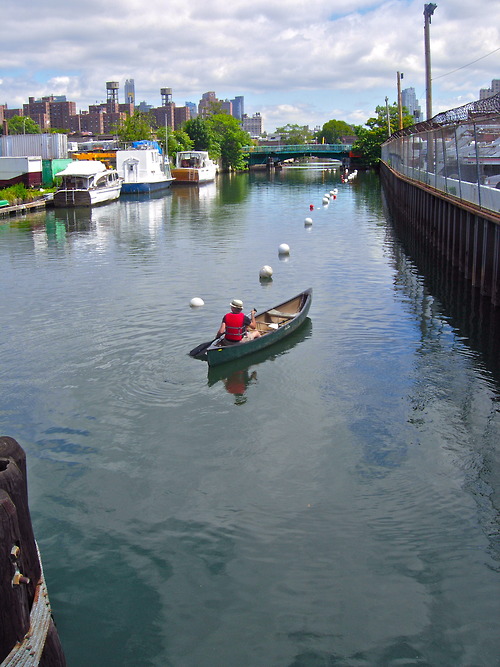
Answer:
[401, 87, 422, 123]
[221, 99, 233, 115]
[231, 96, 244, 120]
[198, 91, 217, 117]
[242, 112, 263, 137]
[185, 102, 197, 118]
[124, 79, 135, 105]
[479, 79, 500, 100]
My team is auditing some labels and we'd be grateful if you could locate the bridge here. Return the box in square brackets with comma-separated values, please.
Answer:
[242, 144, 354, 167]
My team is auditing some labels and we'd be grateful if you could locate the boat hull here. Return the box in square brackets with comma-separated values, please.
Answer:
[205, 289, 312, 367]
[121, 179, 174, 194]
[171, 167, 216, 183]
[53, 184, 122, 207]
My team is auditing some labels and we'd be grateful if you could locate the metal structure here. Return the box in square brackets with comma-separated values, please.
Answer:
[381, 94, 500, 307]
[243, 143, 354, 167]
[424, 3, 437, 120]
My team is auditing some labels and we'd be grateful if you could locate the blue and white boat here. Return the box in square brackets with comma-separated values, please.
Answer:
[116, 141, 174, 194]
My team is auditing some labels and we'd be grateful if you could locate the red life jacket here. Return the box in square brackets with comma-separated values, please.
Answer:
[224, 312, 246, 341]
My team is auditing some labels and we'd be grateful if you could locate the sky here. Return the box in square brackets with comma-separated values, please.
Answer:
[1, 0, 499, 133]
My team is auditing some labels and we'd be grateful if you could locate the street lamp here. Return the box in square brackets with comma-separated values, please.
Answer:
[397, 72, 404, 129]
[424, 3, 437, 120]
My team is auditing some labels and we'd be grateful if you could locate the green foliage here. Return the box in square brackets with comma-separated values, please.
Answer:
[183, 117, 214, 152]
[115, 111, 155, 142]
[275, 124, 314, 145]
[315, 119, 355, 144]
[204, 100, 227, 116]
[352, 103, 414, 166]
[7, 116, 41, 135]
[0, 183, 39, 204]
[206, 114, 251, 170]
[156, 126, 193, 161]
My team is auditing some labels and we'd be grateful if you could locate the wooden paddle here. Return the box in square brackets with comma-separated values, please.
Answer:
[189, 338, 218, 358]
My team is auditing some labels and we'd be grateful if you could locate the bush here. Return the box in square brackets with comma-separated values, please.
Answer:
[0, 184, 43, 204]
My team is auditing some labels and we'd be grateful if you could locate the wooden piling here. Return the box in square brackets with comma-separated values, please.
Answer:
[380, 163, 500, 308]
[0, 436, 66, 666]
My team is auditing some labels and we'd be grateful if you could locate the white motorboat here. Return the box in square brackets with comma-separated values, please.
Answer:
[171, 150, 217, 184]
[116, 142, 174, 193]
[54, 160, 122, 207]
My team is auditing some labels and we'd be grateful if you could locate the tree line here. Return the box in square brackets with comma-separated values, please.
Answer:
[3, 101, 414, 169]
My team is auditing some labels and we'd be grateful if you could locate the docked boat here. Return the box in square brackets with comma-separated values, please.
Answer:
[190, 289, 312, 367]
[116, 141, 174, 193]
[54, 160, 122, 207]
[171, 150, 217, 183]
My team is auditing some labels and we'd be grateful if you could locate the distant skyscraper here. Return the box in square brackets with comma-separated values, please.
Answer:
[401, 87, 422, 123]
[124, 79, 135, 105]
[185, 102, 197, 118]
[231, 96, 244, 120]
[198, 91, 217, 117]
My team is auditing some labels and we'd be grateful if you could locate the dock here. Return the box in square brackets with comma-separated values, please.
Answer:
[0, 199, 48, 219]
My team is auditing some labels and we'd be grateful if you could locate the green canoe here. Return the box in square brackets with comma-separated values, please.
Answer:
[196, 288, 312, 367]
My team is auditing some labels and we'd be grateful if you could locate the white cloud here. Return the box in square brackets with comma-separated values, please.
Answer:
[1, 0, 499, 131]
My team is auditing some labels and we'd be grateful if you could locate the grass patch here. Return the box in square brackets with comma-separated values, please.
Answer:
[0, 184, 55, 205]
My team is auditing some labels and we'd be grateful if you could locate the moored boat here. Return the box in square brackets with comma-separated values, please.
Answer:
[54, 160, 122, 207]
[190, 288, 312, 367]
[171, 150, 217, 184]
[116, 141, 174, 193]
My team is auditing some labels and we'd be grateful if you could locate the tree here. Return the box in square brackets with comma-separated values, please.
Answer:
[156, 126, 193, 160]
[115, 111, 154, 142]
[206, 114, 251, 170]
[183, 117, 214, 152]
[7, 116, 41, 135]
[275, 124, 314, 145]
[315, 119, 355, 144]
[352, 103, 414, 166]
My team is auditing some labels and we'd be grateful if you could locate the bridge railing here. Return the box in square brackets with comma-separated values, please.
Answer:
[242, 144, 352, 154]
[381, 94, 500, 216]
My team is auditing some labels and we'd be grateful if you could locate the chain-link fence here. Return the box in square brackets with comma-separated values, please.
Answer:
[381, 94, 500, 215]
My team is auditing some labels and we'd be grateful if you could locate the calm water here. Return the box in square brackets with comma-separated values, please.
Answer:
[1, 169, 499, 667]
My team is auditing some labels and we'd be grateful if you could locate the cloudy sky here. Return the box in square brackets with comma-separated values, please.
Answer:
[1, 0, 499, 132]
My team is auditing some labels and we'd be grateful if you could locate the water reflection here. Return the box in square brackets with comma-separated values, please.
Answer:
[383, 193, 500, 384]
[207, 319, 312, 403]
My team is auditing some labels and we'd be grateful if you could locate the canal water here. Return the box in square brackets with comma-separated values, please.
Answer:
[1, 169, 499, 666]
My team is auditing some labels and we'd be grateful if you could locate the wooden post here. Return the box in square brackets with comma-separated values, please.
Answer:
[0, 436, 66, 666]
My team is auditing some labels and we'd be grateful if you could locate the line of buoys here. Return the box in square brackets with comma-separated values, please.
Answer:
[190, 179, 342, 306]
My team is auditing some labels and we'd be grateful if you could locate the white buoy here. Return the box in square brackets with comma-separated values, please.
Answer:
[190, 297, 205, 307]
[278, 243, 290, 255]
[259, 265, 273, 279]
[322, 196, 329, 205]
[304, 217, 313, 226]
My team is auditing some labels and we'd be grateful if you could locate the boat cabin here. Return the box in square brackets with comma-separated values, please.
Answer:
[176, 151, 210, 169]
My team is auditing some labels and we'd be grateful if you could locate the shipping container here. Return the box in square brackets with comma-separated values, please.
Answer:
[0, 133, 68, 159]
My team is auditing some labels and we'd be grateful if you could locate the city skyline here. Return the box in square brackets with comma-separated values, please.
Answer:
[1, 0, 499, 131]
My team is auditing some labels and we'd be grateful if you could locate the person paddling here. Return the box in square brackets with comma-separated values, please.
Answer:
[216, 298, 261, 344]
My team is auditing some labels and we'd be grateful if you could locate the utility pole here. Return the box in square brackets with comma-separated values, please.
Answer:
[397, 72, 404, 129]
[424, 3, 437, 120]
[385, 97, 391, 138]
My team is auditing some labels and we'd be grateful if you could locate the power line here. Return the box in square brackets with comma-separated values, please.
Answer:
[432, 46, 500, 80]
